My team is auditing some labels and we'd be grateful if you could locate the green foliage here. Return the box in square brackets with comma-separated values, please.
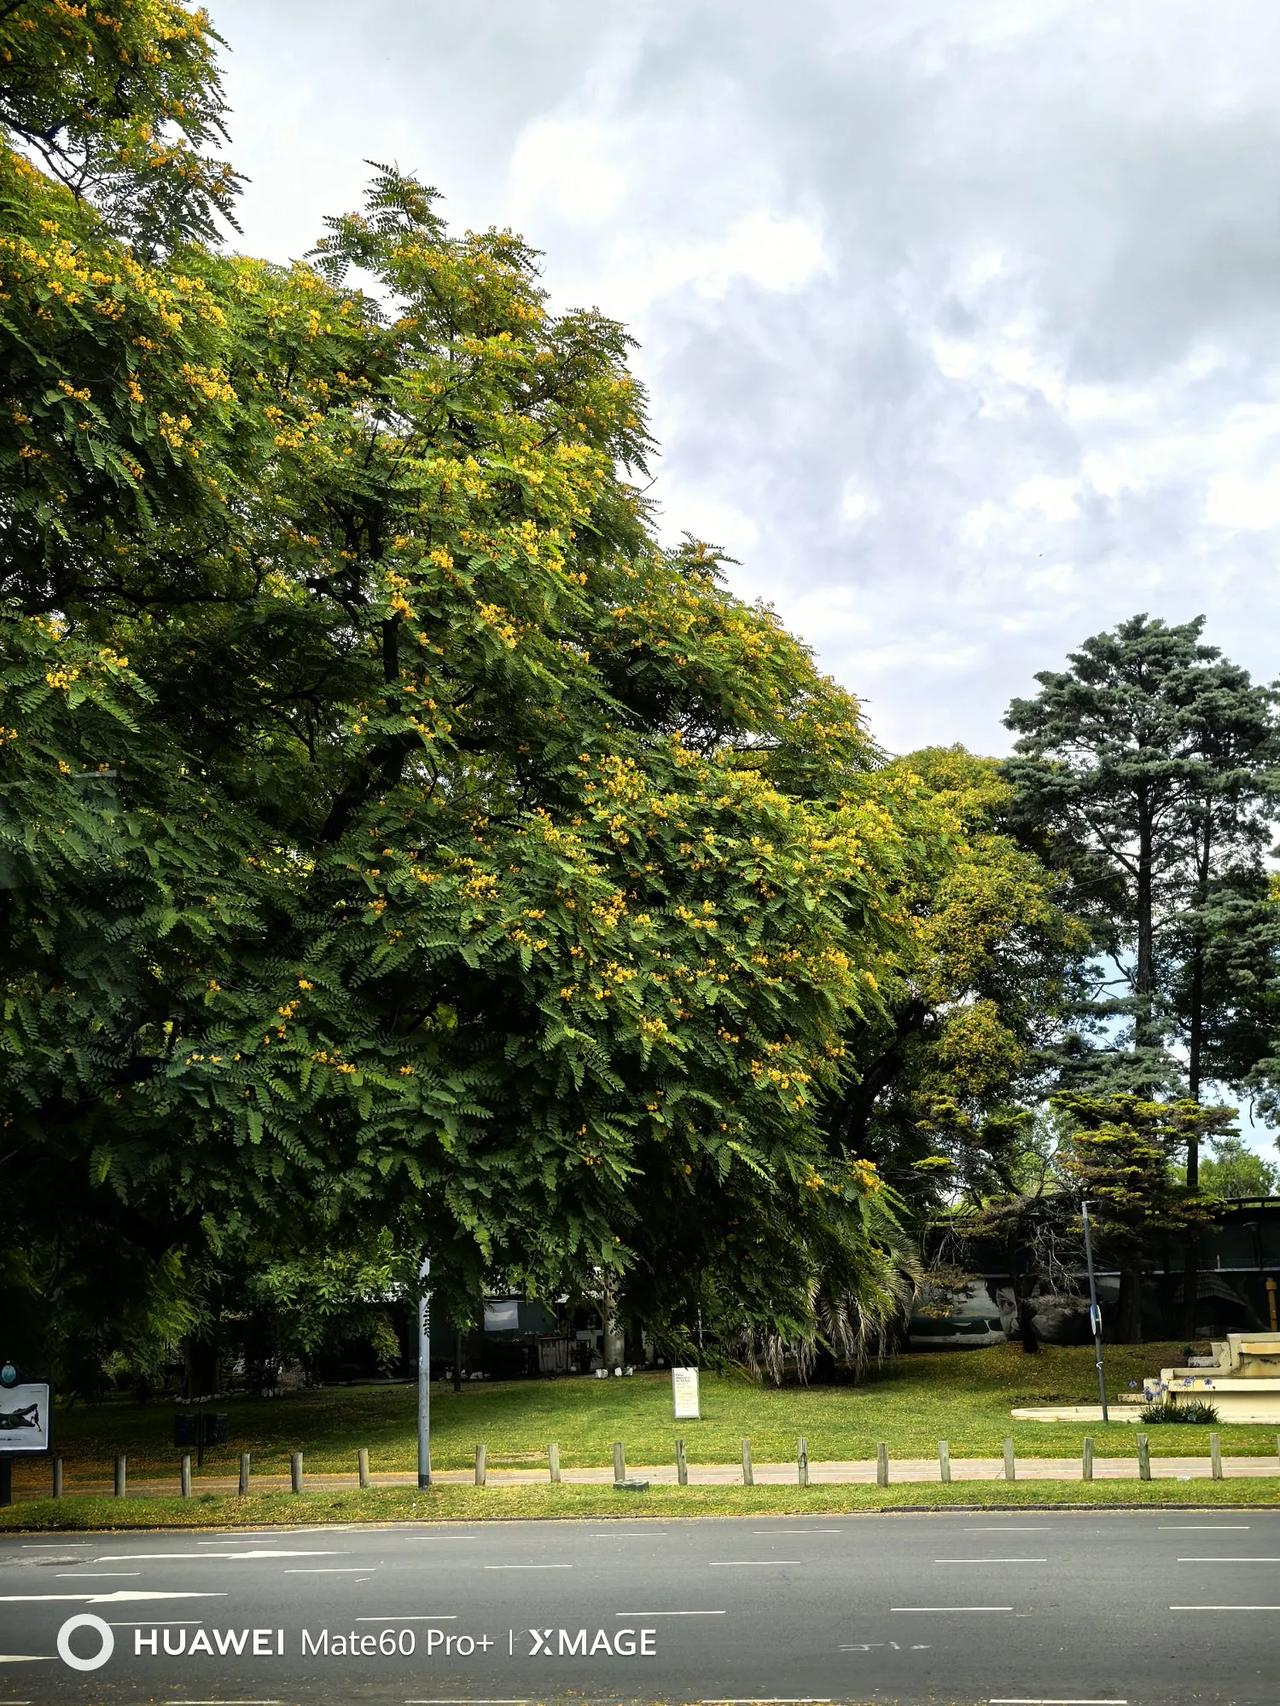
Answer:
[1197, 1134, 1280, 1200]
[0, 12, 957, 1377]
[1139, 1397, 1219, 1425]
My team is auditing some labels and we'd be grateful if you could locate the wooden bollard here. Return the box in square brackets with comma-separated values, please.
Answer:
[797, 1436, 809, 1488]
[938, 1440, 951, 1484]
[358, 1447, 370, 1489]
[1136, 1433, 1151, 1481]
[114, 1455, 127, 1499]
[238, 1452, 251, 1496]
[1082, 1436, 1094, 1481]
[548, 1442, 560, 1484]
[1003, 1438, 1016, 1482]
[290, 1451, 303, 1494]
[741, 1438, 754, 1486]
[475, 1442, 487, 1486]
[675, 1438, 688, 1486]
[876, 1442, 889, 1488]
[51, 1457, 63, 1499]
[1210, 1432, 1223, 1480]
[612, 1440, 626, 1484]
[180, 1454, 192, 1498]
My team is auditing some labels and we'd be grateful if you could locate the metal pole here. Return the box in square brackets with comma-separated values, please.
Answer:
[1081, 1201, 1109, 1423]
[417, 1253, 431, 1490]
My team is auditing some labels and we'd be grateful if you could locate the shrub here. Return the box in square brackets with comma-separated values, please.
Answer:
[1139, 1396, 1220, 1424]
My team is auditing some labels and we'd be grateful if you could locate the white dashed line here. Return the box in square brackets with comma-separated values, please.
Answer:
[934, 1558, 1047, 1565]
[1177, 1557, 1280, 1563]
[892, 1605, 1013, 1613]
[614, 1609, 726, 1617]
[708, 1560, 802, 1568]
[1169, 1603, 1280, 1611]
[481, 1564, 572, 1571]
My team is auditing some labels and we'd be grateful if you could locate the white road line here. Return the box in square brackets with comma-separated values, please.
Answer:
[405, 1699, 530, 1703]
[55, 1572, 140, 1578]
[95, 1549, 343, 1562]
[587, 1531, 668, 1537]
[964, 1527, 1052, 1532]
[1169, 1604, 1280, 1611]
[934, 1558, 1047, 1565]
[160, 1699, 283, 1704]
[356, 1616, 457, 1623]
[700, 1698, 832, 1703]
[708, 1561, 802, 1568]
[892, 1606, 1013, 1613]
[750, 1529, 842, 1535]
[481, 1564, 573, 1571]
[614, 1610, 726, 1617]
[1159, 1525, 1250, 1530]
[282, 1568, 372, 1574]
[989, 1698, 1128, 1704]
[0, 1591, 225, 1605]
[1177, 1557, 1280, 1562]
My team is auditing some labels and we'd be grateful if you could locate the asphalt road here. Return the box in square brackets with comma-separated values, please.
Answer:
[1, 1511, 1277, 1704]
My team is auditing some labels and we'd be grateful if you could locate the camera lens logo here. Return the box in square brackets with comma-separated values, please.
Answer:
[57, 1612, 115, 1672]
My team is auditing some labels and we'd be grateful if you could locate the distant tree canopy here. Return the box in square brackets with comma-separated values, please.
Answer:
[1, 1, 959, 1377]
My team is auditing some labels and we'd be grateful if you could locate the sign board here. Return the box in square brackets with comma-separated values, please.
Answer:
[0, 1382, 51, 1454]
[672, 1366, 701, 1420]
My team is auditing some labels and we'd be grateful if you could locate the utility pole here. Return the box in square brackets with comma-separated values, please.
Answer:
[417, 1254, 431, 1490]
[1081, 1201, 1109, 1423]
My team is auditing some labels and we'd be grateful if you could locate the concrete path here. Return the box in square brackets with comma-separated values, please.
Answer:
[11, 1452, 1280, 1499]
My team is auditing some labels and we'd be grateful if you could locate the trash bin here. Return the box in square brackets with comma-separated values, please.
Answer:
[173, 1414, 199, 1449]
[205, 1412, 229, 1447]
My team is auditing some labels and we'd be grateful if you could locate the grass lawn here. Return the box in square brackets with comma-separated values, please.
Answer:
[10, 1342, 1280, 1498]
[3, 1477, 1280, 1534]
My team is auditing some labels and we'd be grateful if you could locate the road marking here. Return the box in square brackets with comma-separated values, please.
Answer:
[1159, 1525, 1250, 1530]
[989, 1699, 1128, 1704]
[587, 1531, 668, 1537]
[750, 1529, 842, 1535]
[282, 1568, 372, 1574]
[0, 1591, 225, 1605]
[357, 1616, 457, 1622]
[405, 1699, 531, 1703]
[708, 1560, 802, 1567]
[964, 1526, 1051, 1532]
[481, 1564, 572, 1571]
[55, 1572, 140, 1578]
[934, 1558, 1047, 1565]
[614, 1610, 726, 1617]
[892, 1606, 1013, 1613]
[160, 1700, 284, 1704]
[1177, 1557, 1280, 1563]
[95, 1549, 344, 1562]
[1169, 1604, 1280, 1611]
[700, 1698, 832, 1703]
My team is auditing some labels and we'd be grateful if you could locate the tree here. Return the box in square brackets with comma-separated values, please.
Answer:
[1005, 614, 1280, 1332]
[825, 746, 1088, 1207]
[1196, 1134, 1280, 1202]
[2, 8, 953, 1380]
[1055, 1091, 1231, 1341]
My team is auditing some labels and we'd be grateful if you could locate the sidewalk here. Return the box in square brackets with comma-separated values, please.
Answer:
[12, 1453, 1280, 1500]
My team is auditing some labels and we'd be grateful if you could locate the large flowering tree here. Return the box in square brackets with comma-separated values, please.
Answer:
[1, 3, 956, 1375]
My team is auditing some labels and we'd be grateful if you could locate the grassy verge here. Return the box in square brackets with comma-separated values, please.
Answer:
[15, 1343, 1280, 1500]
[3, 1476, 1279, 1532]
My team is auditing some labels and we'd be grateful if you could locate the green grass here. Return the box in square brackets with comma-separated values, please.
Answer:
[13, 1342, 1279, 1499]
[4, 1476, 1279, 1533]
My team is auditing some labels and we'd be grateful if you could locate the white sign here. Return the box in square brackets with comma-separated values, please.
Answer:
[0, 1382, 51, 1453]
[672, 1366, 700, 1420]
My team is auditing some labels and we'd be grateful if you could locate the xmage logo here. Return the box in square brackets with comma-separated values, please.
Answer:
[56, 1613, 115, 1672]
[526, 1626, 656, 1657]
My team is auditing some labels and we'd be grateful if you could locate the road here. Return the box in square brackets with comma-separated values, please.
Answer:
[1, 1511, 1277, 1704]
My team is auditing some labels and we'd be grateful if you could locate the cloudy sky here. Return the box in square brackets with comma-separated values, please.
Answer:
[210, 0, 1280, 759]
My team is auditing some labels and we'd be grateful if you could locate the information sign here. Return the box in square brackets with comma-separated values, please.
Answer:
[672, 1365, 701, 1420]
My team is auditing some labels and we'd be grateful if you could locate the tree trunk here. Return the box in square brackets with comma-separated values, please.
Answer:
[1115, 1265, 1144, 1343]
[1181, 813, 1210, 1337]
[1134, 806, 1156, 1060]
[601, 1280, 625, 1368]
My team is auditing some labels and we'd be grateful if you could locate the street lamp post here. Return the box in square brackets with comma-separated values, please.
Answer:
[417, 1253, 431, 1490]
[1080, 1200, 1109, 1423]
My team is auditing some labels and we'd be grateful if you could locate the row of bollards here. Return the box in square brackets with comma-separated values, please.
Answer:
[36, 1428, 1254, 1499]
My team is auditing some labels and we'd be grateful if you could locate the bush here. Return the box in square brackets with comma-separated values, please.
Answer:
[1139, 1397, 1220, 1424]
